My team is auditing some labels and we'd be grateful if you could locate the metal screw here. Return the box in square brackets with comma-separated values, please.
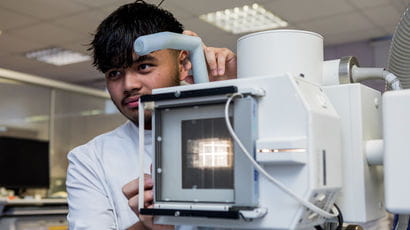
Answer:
[374, 98, 379, 109]
[345, 225, 363, 230]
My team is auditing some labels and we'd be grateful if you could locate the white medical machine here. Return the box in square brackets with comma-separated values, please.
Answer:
[135, 8, 410, 230]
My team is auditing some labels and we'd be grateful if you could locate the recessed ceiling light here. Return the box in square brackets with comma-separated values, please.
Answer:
[200, 3, 288, 34]
[25, 47, 91, 66]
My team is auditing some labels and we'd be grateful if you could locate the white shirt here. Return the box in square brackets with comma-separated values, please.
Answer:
[66, 121, 153, 229]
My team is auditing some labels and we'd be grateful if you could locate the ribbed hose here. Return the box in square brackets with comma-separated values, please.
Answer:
[351, 66, 402, 90]
[388, 7, 410, 89]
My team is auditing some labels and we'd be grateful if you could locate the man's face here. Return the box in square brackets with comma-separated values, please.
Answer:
[105, 49, 184, 124]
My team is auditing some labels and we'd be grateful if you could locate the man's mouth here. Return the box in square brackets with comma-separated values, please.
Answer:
[123, 95, 140, 109]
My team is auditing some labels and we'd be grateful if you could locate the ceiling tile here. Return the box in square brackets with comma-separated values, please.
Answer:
[346, 0, 390, 9]
[99, 0, 194, 21]
[324, 27, 387, 45]
[298, 11, 376, 37]
[98, 0, 145, 16]
[61, 36, 95, 55]
[156, 1, 196, 20]
[362, 4, 403, 27]
[390, 0, 410, 12]
[8, 23, 84, 45]
[0, 53, 49, 75]
[0, 8, 40, 30]
[53, 9, 107, 35]
[39, 61, 101, 83]
[182, 17, 229, 36]
[171, 0, 256, 16]
[0, 33, 44, 54]
[263, 0, 355, 23]
[71, 0, 127, 8]
[0, 0, 88, 20]
[383, 23, 399, 35]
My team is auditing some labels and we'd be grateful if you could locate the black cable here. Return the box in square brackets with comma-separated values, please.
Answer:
[314, 225, 324, 230]
[334, 203, 344, 230]
[157, 0, 165, 7]
[315, 204, 343, 230]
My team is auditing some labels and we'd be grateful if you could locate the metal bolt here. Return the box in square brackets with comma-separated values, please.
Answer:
[374, 98, 379, 109]
[317, 94, 327, 108]
[345, 225, 363, 230]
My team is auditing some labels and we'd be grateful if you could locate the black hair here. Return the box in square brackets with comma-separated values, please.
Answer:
[89, 1, 184, 73]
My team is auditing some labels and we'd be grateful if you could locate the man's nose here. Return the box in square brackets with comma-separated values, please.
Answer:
[123, 70, 142, 93]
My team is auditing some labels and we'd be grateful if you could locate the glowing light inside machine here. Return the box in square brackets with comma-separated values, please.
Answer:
[189, 138, 233, 168]
[258, 148, 306, 153]
[199, 3, 288, 34]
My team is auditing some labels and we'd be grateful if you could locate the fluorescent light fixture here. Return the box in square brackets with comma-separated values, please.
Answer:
[200, 3, 288, 34]
[80, 109, 103, 116]
[25, 115, 49, 123]
[25, 47, 91, 66]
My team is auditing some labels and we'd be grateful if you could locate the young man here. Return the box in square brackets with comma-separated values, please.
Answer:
[66, 1, 236, 229]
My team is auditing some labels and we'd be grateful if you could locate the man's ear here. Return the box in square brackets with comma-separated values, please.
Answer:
[178, 50, 194, 84]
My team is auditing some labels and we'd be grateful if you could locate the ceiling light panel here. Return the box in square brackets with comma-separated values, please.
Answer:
[25, 47, 91, 66]
[200, 3, 288, 34]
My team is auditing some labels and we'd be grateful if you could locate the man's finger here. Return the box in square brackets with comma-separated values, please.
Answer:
[128, 195, 140, 214]
[128, 190, 153, 214]
[216, 52, 227, 76]
[122, 174, 153, 199]
[204, 47, 218, 76]
[183, 30, 199, 37]
[143, 190, 154, 207]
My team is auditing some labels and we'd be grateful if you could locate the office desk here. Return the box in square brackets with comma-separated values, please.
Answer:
[0, 198, 68, 230]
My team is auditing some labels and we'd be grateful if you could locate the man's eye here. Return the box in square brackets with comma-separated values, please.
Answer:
[106, 70, 123, 80]
[138, 64, 153, 72]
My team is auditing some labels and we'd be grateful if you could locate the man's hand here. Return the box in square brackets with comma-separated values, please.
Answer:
[123, 174, 174, 230]
[183, 30, 237, 82]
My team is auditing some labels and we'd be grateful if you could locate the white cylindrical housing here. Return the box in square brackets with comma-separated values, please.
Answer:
[322, 59, 341, 86]
[237, 30, 324, 84]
